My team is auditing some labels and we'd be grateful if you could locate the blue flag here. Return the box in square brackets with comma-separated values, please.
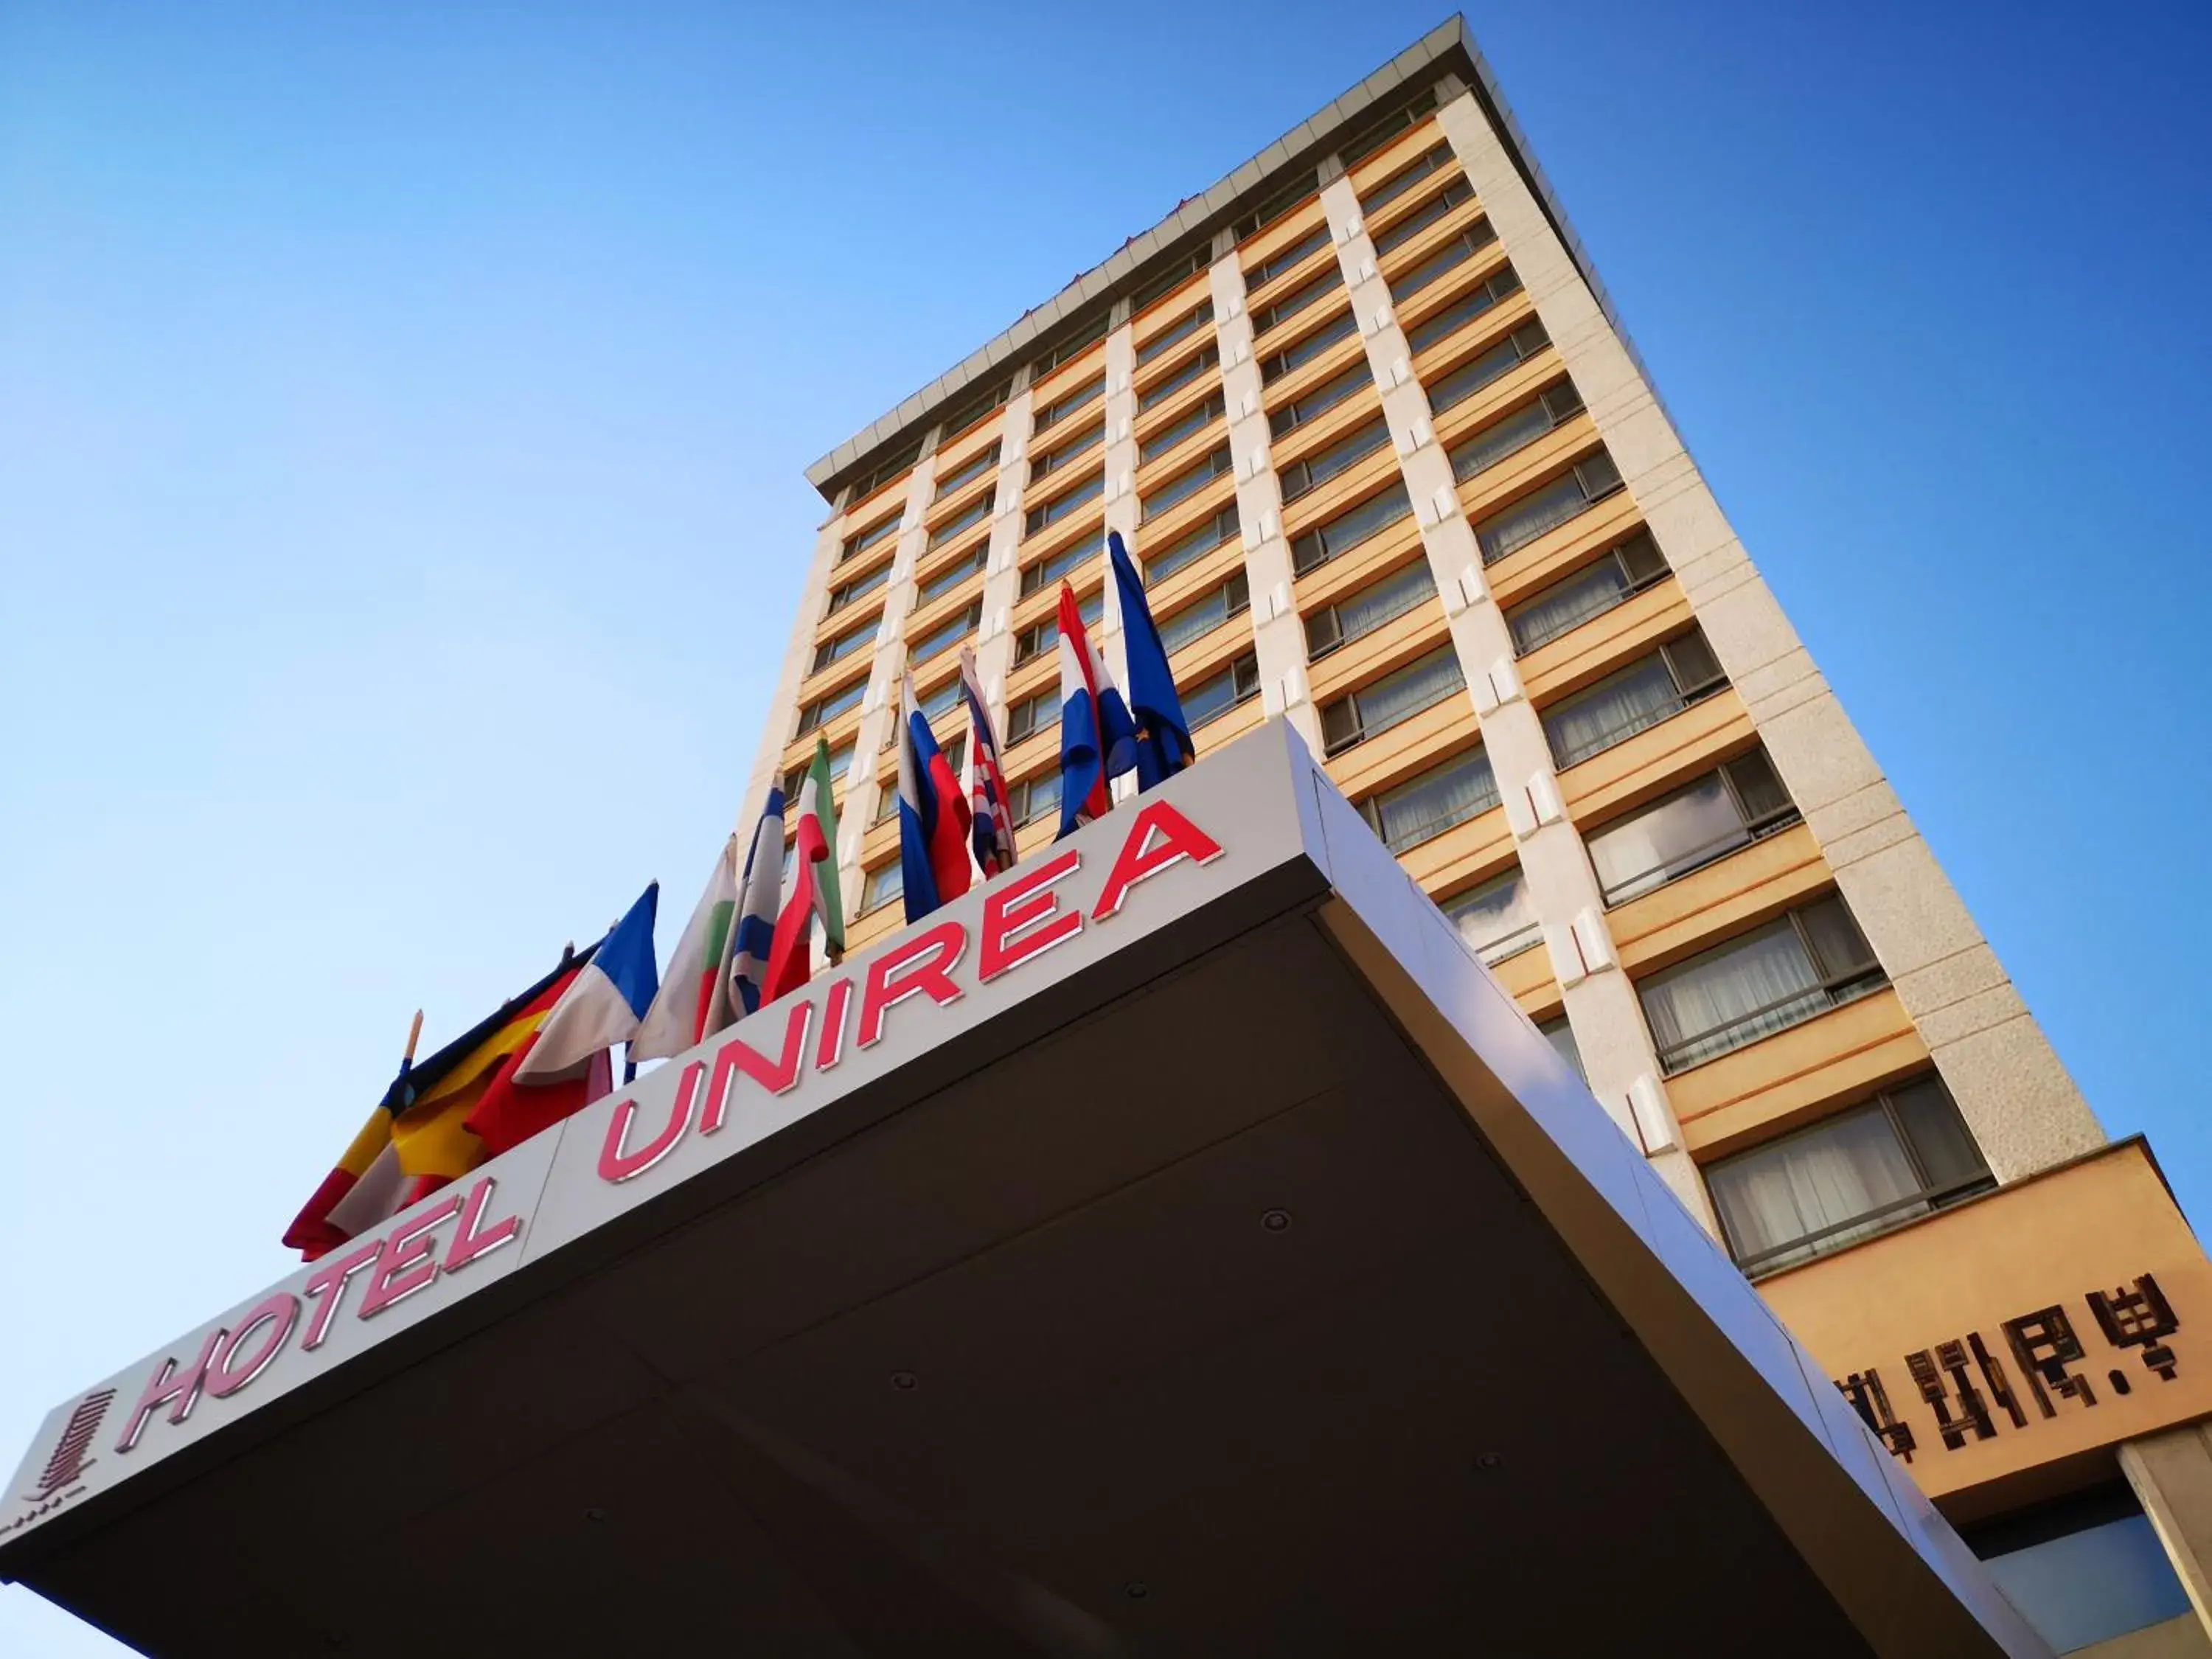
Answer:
[1108, 532, 1194, 789]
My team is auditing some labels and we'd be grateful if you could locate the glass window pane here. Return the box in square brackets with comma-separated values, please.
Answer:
[1351, 647, 1464, 739]
[1543, 654, 1683, 769]
[1404, 265, 1522, 355]
[1586, 773, 1748, 904]
[1443, 866, 1540, 964]
[1725, 749, 1791, 822]
[1975, 1500, 2192, 1655]
[1506, 557, 1632, 656]
[1639, 918, 1823, 1071]
[1539, 1015, 1585, 1083]
[1706, 1102, 1924, 1273]
[1329, 561, 1439, 650]
[1891, 1075, 1990, 1194]
[1799, 893, 1877, 980]
[1449, 397, 1555, 484]
[1371, 748, 1499, 852]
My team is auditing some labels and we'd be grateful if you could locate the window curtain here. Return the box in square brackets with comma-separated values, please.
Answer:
[1446, 869, 1540, 962]
[1639, 918, 1823, 1069]
[1481, 472, 1590, 560]
[1378, 750, 1498, 851]
[1159, 591, 1228, 655]
[1708, 1107, 1924, 1271]
[1451, 400, 1553, 484]
[1184, 669, 1238, 729]
[1509, 558, 1630, 655]
[1354, 650, 1464, 740]
[1336, 563, 1437, 647]
[1543, 656, 1680, 768]
[1587, 774, 1745, 902]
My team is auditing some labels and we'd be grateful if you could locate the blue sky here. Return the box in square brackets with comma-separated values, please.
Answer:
[2, 2, 2207, 1649]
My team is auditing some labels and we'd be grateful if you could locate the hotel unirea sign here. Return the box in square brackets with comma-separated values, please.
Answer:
[1, 762, 1298, 1548]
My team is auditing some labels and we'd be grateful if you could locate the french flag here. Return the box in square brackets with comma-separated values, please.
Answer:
[898, 672, 973, 922]
[959, 646, 1018, 877]
[1055, 582, 1137, 840]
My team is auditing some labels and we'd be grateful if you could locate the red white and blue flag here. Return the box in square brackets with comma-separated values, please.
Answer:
[898, 672, 973, 922]
[1055, 581, 1138, 840]
[958, 647, 1018, 877]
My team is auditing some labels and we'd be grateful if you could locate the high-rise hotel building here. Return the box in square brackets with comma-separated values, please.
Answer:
[742, 21, 2212, 1652]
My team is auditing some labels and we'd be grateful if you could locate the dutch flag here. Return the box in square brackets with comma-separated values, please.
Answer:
[1055, 580, 1137, 840]
[898, 672, 974, 922]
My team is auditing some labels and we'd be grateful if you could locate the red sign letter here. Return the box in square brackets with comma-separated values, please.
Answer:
[358, 1194, 465, 1320]
[207, 1293, 301, 1400]
[598, 1062, 701, 1183]
[301, 1237, 386, 1352]
[702, 1000, 813, 1133]
[816, 977, 854, 1073]
[1092, 801, 1223, 921]
[858, 921, 968, 1049]
[443, 1175, 524, 1273]
[115, 1326, 227, 1453]
[980, 849, 1083, 981]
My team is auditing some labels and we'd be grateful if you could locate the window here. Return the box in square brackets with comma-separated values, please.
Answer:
[1007, 768, 1063, 830]
[1542, 627, 1725, 770]
[1237, 184, 1319, 252]
[1359, 142, 1454, 218]
[908, 600, 982, 668]
[1026, 470, 1104, 536]
[1449, 380, 1586, 485]
[1131, 246, 1209, 316]
[1291, 480, 1412, 576]
[1304, 560, 1437, 658]
[1030, 421, 1104, 483]
[813, 616, 876, 673]
[1339, 85, 1439, 169]
[1138, 344, 1218, 412]
[1638, 891, 1886, 1074]
[860, 860, 904, 916]
[1372, 176, 1475, 257]
[1507, 532, 1669, 657]
[1320, 645, 1466, 754]
[1442, 866, 1542, 965]
[1248, 223, 1328, 290]
[1279, 415, 1390, 504]
[1359, 747, 1499, 853]
[1014, 590, 1103, 666]
[1140, 391, 1226, 466]
[1539, 1015, 1586, 1082]
[928, 493, 992, 552]
[1964, 1486, 2194, 1656]
[918, 677, 962, 724]
[1141, 444, 1231, 521]
[1019, 527, 1105, 597]
[1030, 313, 1109, 380]
[1138, 299, 1214, 367]
[872, 775, 898, 822]
[841, 440, 920, 511]
[1005, 686, 1061, 745]
[942, 378, 1011, 440]
[1033, 375, 1104, 435]
[1261, 309, 1357, 383]
[1269, 361, 1372, 438]
[1388, 219, 1500, 302]
[932, 442, 1000, 501]
[1184, 652, 1262, 730]
[796, 676, 866, 737]
[1427, 319, 1551, 417]
[1158, 573, 1250, 655]
[1708, 1075, 1994, 1277]
[1253, 265, 1343, 338]
[841, 511, 901, 565]
[1405, 264, 1524, 355]
[785, 739, 855, 800]
[916, 542, 988, 606]
[1587, 749, 1795, 905]
[1475, 451, 1625, 564]
[825, 560, 891, 617]
[1144, 504, 1239, 585]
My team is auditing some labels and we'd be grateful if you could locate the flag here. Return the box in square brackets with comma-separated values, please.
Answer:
[897, 672, 973, 921]
[959, 647, 1017, 876]
[1055, 582, 1137, 839]
[764, 739, 846, 1003]
[284, 948, 592, 1258]
[1108, 531, 1194, 788]
[470, 882, 663, 1158]
[633, 834, 742, 1061]
[727, 790, 786, 1018]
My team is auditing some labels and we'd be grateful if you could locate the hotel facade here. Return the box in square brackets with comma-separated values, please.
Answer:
[743, 19, 2212, 1655]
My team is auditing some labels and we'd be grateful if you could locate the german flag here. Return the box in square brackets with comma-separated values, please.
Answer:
[283, 947, 593, 1260]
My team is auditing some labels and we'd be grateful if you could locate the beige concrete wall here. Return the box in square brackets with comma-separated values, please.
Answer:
[1430, 87, 2103, 1183]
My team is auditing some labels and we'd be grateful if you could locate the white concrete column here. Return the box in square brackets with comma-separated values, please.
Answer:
[970, 384, 1039, 738]
[1433, 86, 2103, 1183]
[832, 448, 940, 913]
[2122, 1425, 2212, 1643]
[1210, 237, 1322, 753]
[740, 491, 849, 838]
[1319, 169, 1708, 1225]
[1098, 305, 1141, 660]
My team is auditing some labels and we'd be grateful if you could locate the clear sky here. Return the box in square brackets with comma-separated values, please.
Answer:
[3, 2, 2207, 1649]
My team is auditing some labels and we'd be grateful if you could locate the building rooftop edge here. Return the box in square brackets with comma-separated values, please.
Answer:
[804, 13, 1652, 506]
